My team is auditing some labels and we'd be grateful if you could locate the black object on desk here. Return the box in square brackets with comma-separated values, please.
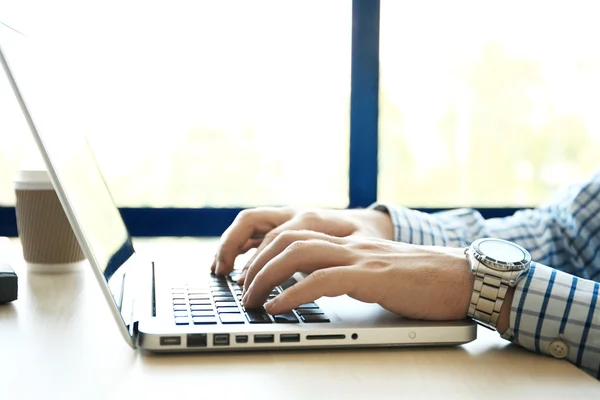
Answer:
[0, 256, 17, 303]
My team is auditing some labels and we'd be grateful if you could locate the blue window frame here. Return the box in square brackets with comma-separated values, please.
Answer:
[0, 0, 519, 238]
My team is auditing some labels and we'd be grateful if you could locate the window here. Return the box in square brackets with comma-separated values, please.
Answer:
[3, 1, 600, 237]
[379, 0, 600, 207]
[0, 1, 351, 209]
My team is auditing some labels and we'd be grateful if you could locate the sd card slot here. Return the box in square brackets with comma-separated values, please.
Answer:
[306, 334, 346, 340]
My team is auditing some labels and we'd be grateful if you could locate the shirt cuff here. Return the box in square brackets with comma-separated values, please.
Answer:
[369, 203, 467, 247]
[501, 262, 600, 377]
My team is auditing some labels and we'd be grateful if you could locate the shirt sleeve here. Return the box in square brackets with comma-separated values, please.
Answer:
[502, 262, 600, 379]
[370, 170, 600, 280]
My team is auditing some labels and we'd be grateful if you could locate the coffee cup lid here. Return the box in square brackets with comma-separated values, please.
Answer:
[13, 169, 54, 190]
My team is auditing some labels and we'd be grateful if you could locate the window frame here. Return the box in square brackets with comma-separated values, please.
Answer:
[0, 0, 520, 238]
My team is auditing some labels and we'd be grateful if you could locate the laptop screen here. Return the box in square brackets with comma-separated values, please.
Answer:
[0, 23, 138, 344]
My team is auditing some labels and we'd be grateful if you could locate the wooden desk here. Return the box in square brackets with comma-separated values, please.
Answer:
[1, 238, 598, 399]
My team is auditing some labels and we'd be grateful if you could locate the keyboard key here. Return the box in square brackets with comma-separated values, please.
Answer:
[191, 305, 214, 312]
[245, 310, 273, 324]
[188, 290, 210, 295]
[173, 305, 188, 312]
[213, 296, 235, 302]
[188, 295, 211, 300]
[211, 291, 233, 297]
[280, 278, 297, 290]
[192, 310, 215, 317]
[301, 314, 330, 323]
[273, 312, 299, 323]
[189, 300, 212, 306]
[173, 300, 186, 306]
[175, 317, 190, 325]
[296, 309, 324, 316]
[217, 307, 241, 314]
[220, 314, 245, 324]
[215, 301, 237, 308]
[193, 317, 217, 325]
[174, 311, 189, 318]
[296, 302, 319, 310]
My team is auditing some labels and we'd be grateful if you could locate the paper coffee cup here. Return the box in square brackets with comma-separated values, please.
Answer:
[14, 169, 86, 273]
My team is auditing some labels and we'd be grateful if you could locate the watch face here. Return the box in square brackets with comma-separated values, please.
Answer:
[473, 238, 531, 270]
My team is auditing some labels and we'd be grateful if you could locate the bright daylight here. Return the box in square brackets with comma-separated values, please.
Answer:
[2, 1, 600, 208]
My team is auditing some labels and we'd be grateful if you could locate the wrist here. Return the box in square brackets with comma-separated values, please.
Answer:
[449, 247, 476, 319]
[352, 208, 395, 241]
[428, 247, 475, 320]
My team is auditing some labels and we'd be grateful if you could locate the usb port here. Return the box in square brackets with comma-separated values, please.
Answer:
[160, 336, 181, 346]
[254, 334, 274, 344]
[280, 334, 300, 343]
[186, 334, 207, 347]
[236, 335, 249, 343]
[213, 334, 230, 346]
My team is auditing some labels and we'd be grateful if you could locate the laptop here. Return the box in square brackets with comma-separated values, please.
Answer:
[0, 23, 477, 352]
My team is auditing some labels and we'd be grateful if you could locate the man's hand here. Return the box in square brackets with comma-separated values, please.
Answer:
[240, 231, 474, 321]
[210, 207, 394, 282]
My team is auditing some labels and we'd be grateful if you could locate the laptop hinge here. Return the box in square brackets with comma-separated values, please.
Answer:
[124, 256, 155, 341]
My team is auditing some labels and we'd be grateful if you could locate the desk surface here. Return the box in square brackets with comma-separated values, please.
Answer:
[1, 238, 598, 399]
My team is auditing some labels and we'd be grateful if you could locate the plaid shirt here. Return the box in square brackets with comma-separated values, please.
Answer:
[374, 171, 600, 378]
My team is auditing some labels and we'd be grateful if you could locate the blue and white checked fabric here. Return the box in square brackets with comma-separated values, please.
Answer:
[373, 170, 600, 378]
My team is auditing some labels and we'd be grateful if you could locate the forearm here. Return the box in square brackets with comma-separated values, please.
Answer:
[348, 208, 395, 241]
[372, 202, 600, 280]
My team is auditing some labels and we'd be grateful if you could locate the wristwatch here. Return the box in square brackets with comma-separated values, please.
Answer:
[465, 238, 531, 330]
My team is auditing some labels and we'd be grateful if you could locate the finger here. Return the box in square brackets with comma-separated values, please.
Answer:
[264, 267, 355, 315]
[214, 208, 294, 275]
[239, 237, 263, 254]
[243, 238, 350, 308]
[236, 218, 310, 284]
[242, 230, 346, 292]
[210, 237, 262, 272]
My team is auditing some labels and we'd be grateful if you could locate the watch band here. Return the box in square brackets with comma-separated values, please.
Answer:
[468, 261, 509, 329]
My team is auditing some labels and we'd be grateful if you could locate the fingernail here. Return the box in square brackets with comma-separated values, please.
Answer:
[242, 292, 249, 304]
[265, 297, 279, 313]
[236, 271, 246, 284]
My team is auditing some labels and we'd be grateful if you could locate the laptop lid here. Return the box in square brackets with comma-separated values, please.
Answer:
[0, 22, 141, 348]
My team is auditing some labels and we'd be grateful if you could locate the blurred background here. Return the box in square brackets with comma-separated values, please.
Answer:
[1, 0, 599, 215]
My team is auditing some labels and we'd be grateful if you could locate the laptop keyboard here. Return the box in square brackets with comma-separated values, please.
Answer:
[171, 273, 330, 325]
